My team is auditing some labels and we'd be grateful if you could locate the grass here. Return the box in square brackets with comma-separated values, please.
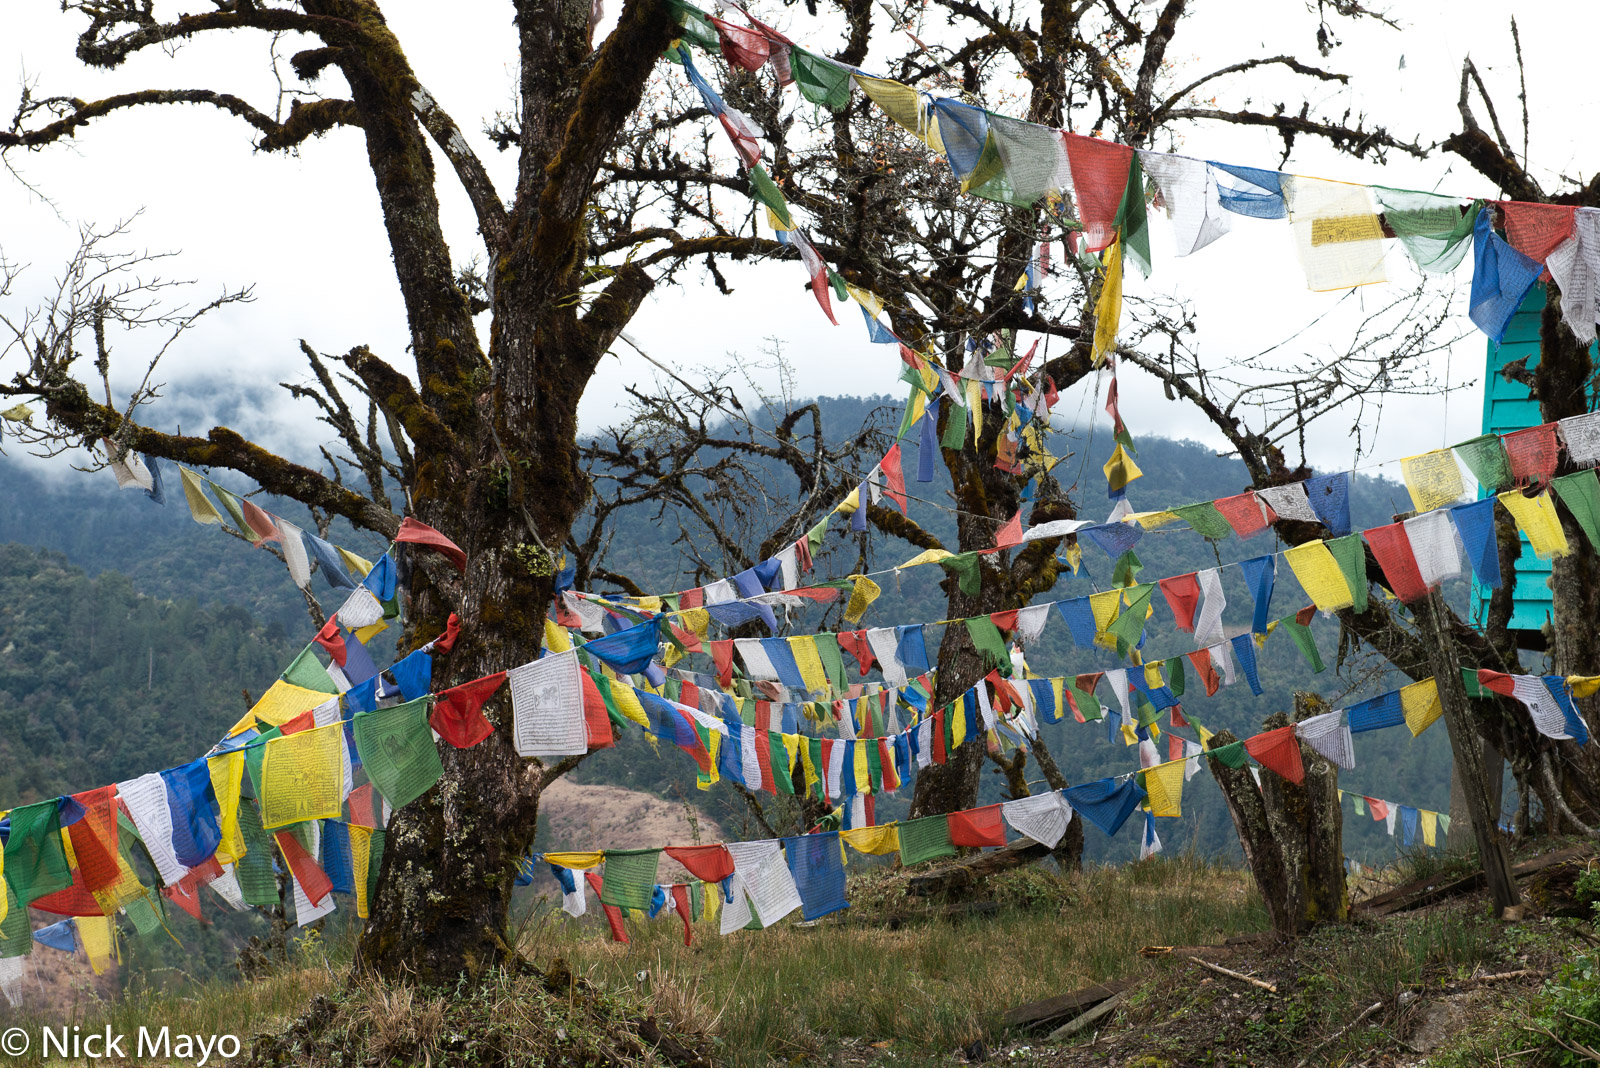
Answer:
[521, 856, 1269, 1065]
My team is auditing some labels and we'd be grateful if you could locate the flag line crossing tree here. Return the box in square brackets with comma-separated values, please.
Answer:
[0, 0, 1596, 987]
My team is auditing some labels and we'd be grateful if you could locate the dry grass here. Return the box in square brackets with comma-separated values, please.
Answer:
[524, 855, 1268, 1064]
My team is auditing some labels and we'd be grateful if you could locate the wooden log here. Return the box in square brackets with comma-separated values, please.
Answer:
[1353, 844, 1593, 916]
[1002, 979, 1132, 1030]
[904, 839, 1050, 897]
[1045, 994, 1122, 1041]
[1190, 956, 1278, 993]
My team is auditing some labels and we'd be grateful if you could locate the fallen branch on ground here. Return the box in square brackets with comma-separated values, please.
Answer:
[1294, 1001, 1383, 1068]
[1189, 956, 1278, 994]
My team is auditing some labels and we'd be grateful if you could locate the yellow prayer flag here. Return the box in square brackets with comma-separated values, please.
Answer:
[207, 750, 247, 866]
[842, 824, 901, 856]
[1283, 541, 1355, 611]
[967, 377, 983, 440]
[337, 547, 375, 578]
[782, 734, 802, 777]
[609, 684, 650, 729]
[354, 620, 388, 645]
[854, 742, 871, 794]
[663, 644, 684, 669]
[853, 74, 941, 150]
[1497, 489, 1571, 559]
[1134, 511, 1182, 530]
[1120, 722, 1139, 746]
[699, 732, 721, 790]
[765, 205, 795, 233]
[259, 723, 345, 830]
[636, 596, 663, 614]
[844, 574, 882, 624]
[789, 637, 830, 696]
[682, 608, 710, 642]
[543, 851, 605, 870]
[234, 680, 335, 735]
[1570, 676, 1600, 699]
[1144, 663, 1165, 689]
[77, 914, 116, 975]
[1144, 759, 1186, 817]
[899, 548, 955, 570]
[544, 618, 573, 654]
[1400, 678, 1443, 737]
[1420, 809, 1438, 848]
[350, 825, 373, 919]
[1400, 450, 1465, 512]
[1102, 443, 1143, 494]
[1090, 237, 1124, 365]
[950, 702, 968, 749]
[800, 741, 820, 797]
[703, 880, 721, 927]
[178, 467, 224, 525]
[844, 283, 885, 319]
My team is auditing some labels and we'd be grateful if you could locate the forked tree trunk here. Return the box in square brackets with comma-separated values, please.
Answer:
[1208, 693, 1347, 939]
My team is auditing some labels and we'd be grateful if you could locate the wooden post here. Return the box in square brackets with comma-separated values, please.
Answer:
[1449, 742, 1505, 853]
[1415, 586, 1521, 916]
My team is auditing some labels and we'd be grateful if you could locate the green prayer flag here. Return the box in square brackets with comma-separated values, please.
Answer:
[599, 849, 660, 912]
[234, 799, 281, 908]
[1113, 150, 1151, 278]
[665, 0, 719, 52]
[808, 738, 826, 801]
[1453, 434, 1513, 494]
[815, 633, 847, 694]
[1069, 682, 1104, 721]
[897, 814, 957, 865]
[1172, 502, 1233, 540]
[208, 483, 255, 540]
[1353, 794, 1367, 817]
[1325, 533, 1369, 614]
[353, 697, 444, 811]
[1373, 189, 1482, 273]
[1135, 693, 1161, 730]
[941, 403, 968, 450]
[805, 515, 830, 556]
[367, 829, 386, 905]
[282, 646, 338, 693]
[1111, 549, 1144, 588]
[964, 617, 1012, 674]
[1106, 584, 1156, 653]
[1461, 667, 1487, 698]
[0, 883, 28, 958]
[964, 133, 1030, 207]
[1438, 813, 1452, 837]
[748, 164, 793, 229]
[1205, 740, 1250, 769]
[939, 553, 982, 597]
[1553, 471, 1600, 552]
[791, 48, 854, 111]
[244, 725, 283, 801]
[770, 733, 795, 795]
[1166, 657, 1186, 698]
[828, 270, 848, 302]
[1278, 617, 1326, 673]
[866, 743, 884, 792]
[689, 880, 704, 922]
[4, 799, 72, 907]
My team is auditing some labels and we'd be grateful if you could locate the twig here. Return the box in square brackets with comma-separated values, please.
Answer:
[1295, 1001, 1382, 1068]
[1188, 956, 1277, 994]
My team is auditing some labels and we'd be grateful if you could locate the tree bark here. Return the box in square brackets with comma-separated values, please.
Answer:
[1207, 728, 1295, 940]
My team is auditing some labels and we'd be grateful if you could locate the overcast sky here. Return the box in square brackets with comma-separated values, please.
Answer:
[2, 1, 1595, 500]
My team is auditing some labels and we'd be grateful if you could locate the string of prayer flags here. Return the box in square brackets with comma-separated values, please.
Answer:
[430, 672, 506, 749]
[352, 698, 444, 810]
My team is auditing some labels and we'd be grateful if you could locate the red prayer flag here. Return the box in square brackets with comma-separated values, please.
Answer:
[947, 803, 1007, 847]
[1244, 726, 1305, 785]
[881, 444, 907, 512]
[1063, 688, 1086, 724]
[163, 879, 204, 921]
[279, 707, 317, 736]
[1295, 605, 1318, 627]
[670, 622, 703, 654]
[670, 883, 694, 946]
[67, 786, 123, 894]
[989, 609, 1019, 633]
[433, 613, 461, 653]
[754, 727, 775, 794]
[430, 672, 506, 748]
[1169, 703, 1188, 728]
[1477, 668, 1517, 698]
[664, 844, 736, 884]
[1186, 650, 1221, 697]
[1366, 797, 1389, 821]
[708, 15, 770, 71]
[1365, 523, 1430, 603]
[679, 587, 704, 610]
[276, 831, 333, 905]
[993, 511, 1025, 550]
[1159, 573, 1202, 632]
[1503, 423, 1560, 487]
[348, 783, 377, 828]
[584, 872, 629, 943]
[241, 500, 282, 546]
[580, 670, 614, 750]
[395, 516, 467, 572]
[838, 630, 876, 675]
[932, 710, 947, 764]
[710, 640, 735, 688]
[314, 618, 348, 667]
[878, 739, 899, 792]
[1500, 202, 1576, 267]
[1215, 491, 1271, 537]
[1062, 133, 1132, 252]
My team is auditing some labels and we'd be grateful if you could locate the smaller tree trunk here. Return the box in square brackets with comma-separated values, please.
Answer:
[1207, 729, 1295, 940]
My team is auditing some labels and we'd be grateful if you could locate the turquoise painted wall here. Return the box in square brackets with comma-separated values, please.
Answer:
[1475, 287, 1599, 638]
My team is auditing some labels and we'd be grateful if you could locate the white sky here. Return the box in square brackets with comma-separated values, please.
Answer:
[1, 1, 1594, 492]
